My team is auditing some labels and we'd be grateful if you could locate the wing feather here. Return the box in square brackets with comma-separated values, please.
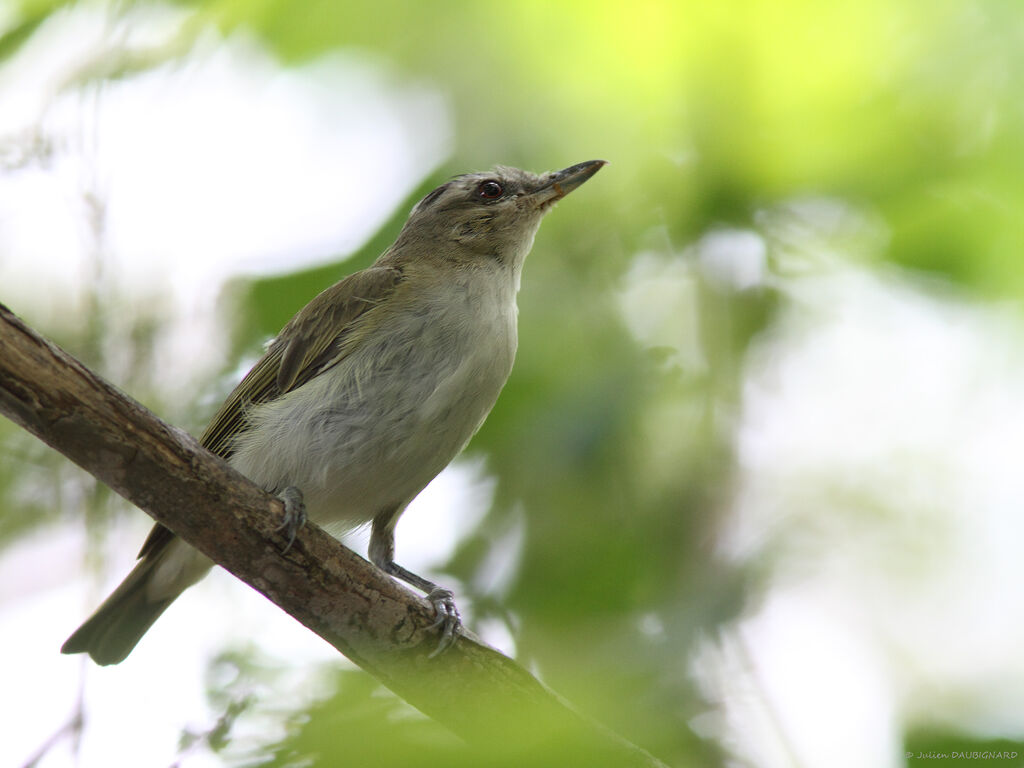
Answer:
[138, 265, 404, 559]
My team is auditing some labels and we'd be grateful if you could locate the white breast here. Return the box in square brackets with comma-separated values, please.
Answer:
[228, 263, 519, 530]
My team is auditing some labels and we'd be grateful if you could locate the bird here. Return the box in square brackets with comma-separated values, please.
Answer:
[61, 159, 606, 665]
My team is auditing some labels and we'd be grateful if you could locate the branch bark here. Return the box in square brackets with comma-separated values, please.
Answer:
[0, 303, 667, 767]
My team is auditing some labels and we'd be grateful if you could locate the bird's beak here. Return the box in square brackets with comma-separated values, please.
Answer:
[530, 159, 607, 209]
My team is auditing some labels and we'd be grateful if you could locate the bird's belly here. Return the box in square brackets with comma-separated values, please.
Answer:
[228, 317, 515, 529]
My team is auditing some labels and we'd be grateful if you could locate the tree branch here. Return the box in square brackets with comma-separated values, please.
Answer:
[0, 303, 667, 767]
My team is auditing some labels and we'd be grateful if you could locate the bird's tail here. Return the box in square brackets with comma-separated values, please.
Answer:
[61, 540, 208, 666]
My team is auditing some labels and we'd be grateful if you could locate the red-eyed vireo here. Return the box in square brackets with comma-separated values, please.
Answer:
[61, 159, 606, 665]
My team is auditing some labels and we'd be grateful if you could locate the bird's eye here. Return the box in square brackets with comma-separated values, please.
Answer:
[476, 180, 504, 200]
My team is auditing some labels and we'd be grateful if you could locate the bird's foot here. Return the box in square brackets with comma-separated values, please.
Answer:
[275, 486, 306, 553]
[426, 587, 461, 658]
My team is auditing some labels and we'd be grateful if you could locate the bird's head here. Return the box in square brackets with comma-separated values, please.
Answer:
[399, 160, 606, 268]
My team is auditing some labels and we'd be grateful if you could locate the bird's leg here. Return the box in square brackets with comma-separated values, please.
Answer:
[370, 512, 461, 657]
[275, 486, 306, 553]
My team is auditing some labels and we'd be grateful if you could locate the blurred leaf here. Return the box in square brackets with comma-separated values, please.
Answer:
[0, 1, 63, 63]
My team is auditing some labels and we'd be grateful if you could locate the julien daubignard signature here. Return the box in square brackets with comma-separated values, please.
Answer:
[906, 751, 1019, 760]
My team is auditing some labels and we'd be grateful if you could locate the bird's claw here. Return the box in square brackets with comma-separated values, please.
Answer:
[275, 486, 306, 554]
[426, 587, 461, 658]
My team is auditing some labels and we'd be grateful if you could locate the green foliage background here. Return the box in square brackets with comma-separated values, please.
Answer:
[3, 0, 1024, 765]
